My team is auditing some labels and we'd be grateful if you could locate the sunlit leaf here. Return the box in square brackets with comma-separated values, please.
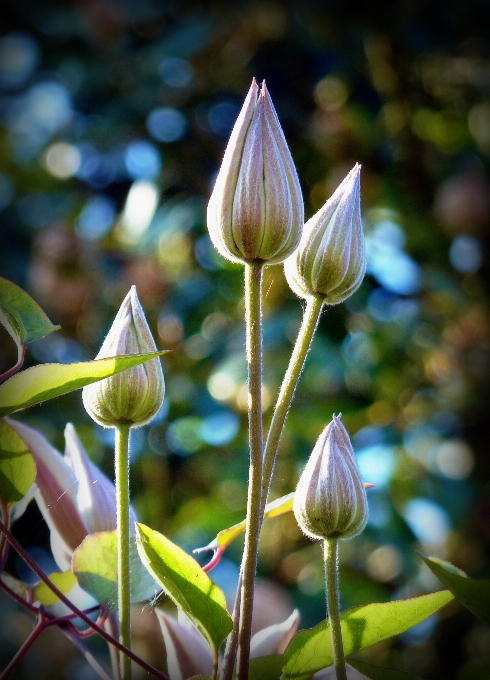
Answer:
[0, 351, 167, 417]
[0, 418, 36, 506]
[0, 276, 60, 348]
[348, 659, 424, 679]
[33, 570, 78, 606]
[72, 530, 159, 611]
[249, 654, 283, 680]
[419, 553, 490, 624]
[282, 590, 453, 680]
[136, 523, 232, 654]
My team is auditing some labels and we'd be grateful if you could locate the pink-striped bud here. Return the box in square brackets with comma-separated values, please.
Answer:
[293, 415, 368, 541]
[207, 79, 303, 265]
[285, 164, 365, 304]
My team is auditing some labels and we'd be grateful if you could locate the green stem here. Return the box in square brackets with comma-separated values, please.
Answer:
[236, 262, 264, 680]
[262, 295, 324, 507]
[115, 423, 132, 680]
[324, 538, 347, 680]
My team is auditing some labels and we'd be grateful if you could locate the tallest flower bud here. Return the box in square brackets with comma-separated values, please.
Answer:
[207, 79, 304, 265]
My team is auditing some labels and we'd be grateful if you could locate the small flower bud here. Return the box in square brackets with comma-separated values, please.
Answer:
[284, 164, 365, 304]
[293, 415, 368, 541]
[207, 78, 304, 265]
[82, 286, 164, 428]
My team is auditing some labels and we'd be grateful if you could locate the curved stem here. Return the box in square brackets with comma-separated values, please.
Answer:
[236, 262, 264, 680]
[115, 423, 132, 680]
[324, 538, 347, 680]
[262, 295, 324, 507]
[0, 345, 25, 384]
[0, 519, 169, 680]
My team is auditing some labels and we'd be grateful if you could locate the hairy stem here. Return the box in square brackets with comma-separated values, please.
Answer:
[324, 538, 347, 680]
[220, 576, 241, 680]
[236, 262, 264, 680]
[115, 423, 132, 680]
[262, 295, 323, 506]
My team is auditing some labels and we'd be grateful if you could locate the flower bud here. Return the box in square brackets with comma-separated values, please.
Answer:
[82, 286, 164, 428]
[207, 78, 304, 265]
[284, 164, 365, 304]
[293, 415, 368, 541]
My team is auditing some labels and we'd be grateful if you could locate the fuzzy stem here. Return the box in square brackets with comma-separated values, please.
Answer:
[115, 423, 132, 680]
[220, 577, 241, 680]
[262, 295, 324, 506]
[324, 538, 347, 680]
[236, 262, 264, 680]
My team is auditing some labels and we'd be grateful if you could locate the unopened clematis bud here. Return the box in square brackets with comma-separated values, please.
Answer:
[8, 419, 136, 570]
[82, 286, 164, 428]
[284, 164, 365, 304]
[293, 415, 368, 541]
[207, 78, 304, 265]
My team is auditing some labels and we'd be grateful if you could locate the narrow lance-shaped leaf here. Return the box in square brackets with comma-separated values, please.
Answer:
[0, 351, 168, 417]
[194, 485, 373, 572]
[282, 590, 454, 680]
[0, 418, 36, 506]
[136, 523, 232, 654]
[34, 571, 79, 606]
[418, 552, 490, 625]
[72, 531, 160, 612]
[0, 276, 60, 348]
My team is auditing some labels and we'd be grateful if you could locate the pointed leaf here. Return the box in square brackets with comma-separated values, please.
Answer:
[347, 659, 424, 679]
[0, 351, 167, 417]
[419, 553, 490, 624]
[0, 418, 36, 506]
[194, 489, 371, 572]
[72, 530, 159, 611]
[193, 492, 295, 571]
[136, 523, 232, 653]
[0, 276, 59, 348]
[34, 570, 78, 606]
[249, 655, 283, 680]
[282, 590, 453, 680]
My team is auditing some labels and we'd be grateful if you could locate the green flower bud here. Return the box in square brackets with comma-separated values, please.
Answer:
[207, 78, 304, 265]
[284, 164, 365, 304]
[82, 286, 164, 428]
[293, 415, 368, 541]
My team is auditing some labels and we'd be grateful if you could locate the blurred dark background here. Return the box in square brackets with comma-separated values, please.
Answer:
[1, 0, 490, 678]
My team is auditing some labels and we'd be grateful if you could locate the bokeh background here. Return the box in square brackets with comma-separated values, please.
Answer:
[1, 0, 490, 678]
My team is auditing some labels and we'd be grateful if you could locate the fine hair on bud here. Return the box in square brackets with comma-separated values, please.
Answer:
[293, 414, 368, 541]
[207, 78, 304, 265]
[285, 163, 365, 304]
[82, 286, 165, 428]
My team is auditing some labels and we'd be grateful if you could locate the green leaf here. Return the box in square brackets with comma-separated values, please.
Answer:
[419, 553, 490, 624]
[72, 530, 159, 612]
[136, 523, 232, 654]
[34, 571, 78, 606]
[249, 655, 283, 680]
[282, 590, 453, 680]
[0, 418, 36, 506]
[0, 276, 60, 348]
[0, 351, 167, 417]
[348, 659, 425, 679]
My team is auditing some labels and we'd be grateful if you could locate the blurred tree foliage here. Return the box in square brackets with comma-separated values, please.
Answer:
[0, 0, 489, 678]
